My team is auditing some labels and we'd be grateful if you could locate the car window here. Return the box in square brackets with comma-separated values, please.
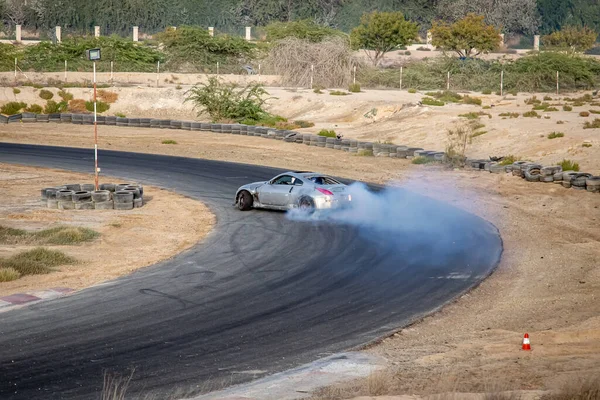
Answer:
[293, 178, 303, 186]
[272, 175, 294, 185]
[308, 176, 341, 185]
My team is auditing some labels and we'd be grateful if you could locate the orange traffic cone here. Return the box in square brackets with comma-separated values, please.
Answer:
[522, 333, 531, 350]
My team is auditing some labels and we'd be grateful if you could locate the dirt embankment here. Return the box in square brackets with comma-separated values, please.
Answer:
[1, 125, 599, 397]
[0, 163, 214, 297]
[2, 85, 598, 172]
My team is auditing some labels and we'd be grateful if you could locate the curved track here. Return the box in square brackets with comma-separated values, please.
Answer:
[0, 143, 502, 399]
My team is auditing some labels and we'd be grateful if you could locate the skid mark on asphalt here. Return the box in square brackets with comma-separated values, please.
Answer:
[139, 288, 201, 309]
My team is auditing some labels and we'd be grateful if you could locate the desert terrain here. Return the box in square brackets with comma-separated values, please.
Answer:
[0, 83, 599, 398]
[0, 163, 214, 298]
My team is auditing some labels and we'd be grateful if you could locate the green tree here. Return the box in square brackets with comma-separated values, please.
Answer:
[265, 20, 345, 42]
[542, 26, 597, 54]
[431, 13, 501, 58]
[350, 11, 419, 65]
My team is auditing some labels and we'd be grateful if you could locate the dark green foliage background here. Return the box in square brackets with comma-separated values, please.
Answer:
[3, 0, 600, 36]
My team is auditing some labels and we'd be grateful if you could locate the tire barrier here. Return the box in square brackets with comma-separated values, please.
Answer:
[41, 183, 144, 211]
[9, 113, 596, 196]
[468, 160, 599, 194]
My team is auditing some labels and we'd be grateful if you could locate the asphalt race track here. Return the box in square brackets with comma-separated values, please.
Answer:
[0, 143, 503, 399]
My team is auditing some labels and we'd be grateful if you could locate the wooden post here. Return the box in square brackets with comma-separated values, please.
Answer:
[500, 70, 504, 96]
[156, 61, 160, 87]
[446, 71, 450, 90]
[110, 61, 114, 81]
[310, 64, 314, 89]
[258, 63, 261, 82]
[400, 66, 403, 90]
[64, 60, 67, 81]
[353, 65, 356, 85]
[14, 58, 17, 80]
[556, 71, 559, 95]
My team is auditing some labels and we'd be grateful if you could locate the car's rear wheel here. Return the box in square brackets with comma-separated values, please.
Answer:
[237, 191, 253, 211]
[298, 197, 315, 213]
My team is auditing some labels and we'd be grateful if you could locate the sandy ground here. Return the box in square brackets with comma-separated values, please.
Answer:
[0, 163, 214, 297]
[3, 86, 599, 172]
[1, 125, 598, 397]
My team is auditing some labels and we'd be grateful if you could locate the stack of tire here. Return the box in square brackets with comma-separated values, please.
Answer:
[41, 183, 144, 210]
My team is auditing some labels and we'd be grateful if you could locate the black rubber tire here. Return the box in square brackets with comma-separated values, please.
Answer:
[133, 198, 143, 208]
[47, 199, 58, 209]
[58, 201, 75, 210]
[56, 190, 74, 201]
[65, 184, 81, 191]
[113, 191, 134, 203]
[81, 184, 95, 192]
[72, 191, 92, 202]
[91, 190, 111, 203]
[298, 197, 315, 213]
[95, 200, 114, 210]
[114, 202, 134, 210]
[237, 191, 253, 211]
[122, 187, 141, 199]
[75, 202, 95, 210]
[100, 183, 116, 192]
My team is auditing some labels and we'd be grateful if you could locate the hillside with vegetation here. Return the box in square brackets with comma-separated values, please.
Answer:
[2, 0, 600, 37]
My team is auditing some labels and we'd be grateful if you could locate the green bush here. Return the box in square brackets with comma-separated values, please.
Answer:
[162, 140, 177, 144]
[425, 90, 463, 102]
[0, 247, 75, 276]
[412, 156, 437, 164]
[58, 90, 73, 101]
[39, 89, 54, 100]
[463, 95, 482, 105]
[12, 88, 20, 95]
[589, 109, 600, 114]
[186, 77, 277, 123]
[1, 101, 27, 115]
[0, 267, 20, 282]
[329, 90, 349, 96]
[545, 107, 559, 111]
[563, 105, 573, 111]
[499, 155, 521, 165]
[348, 83, 361, 93]
[265, 20, 345, 43]
[421, 97, 445, 106]
[499, 112, 519, 118]
[547, 132, 564, 139]
[85, 101, 110, 113]
[25, 104, 43, 113]
[459, 112, 490, 119]
[318, 129, 336, 137]
[558, 159, 580, 171]
[523, 111, 539, 118]
[482, 89, 492, 95]
[44, 100, 67, 114]
[293, 120, 315, 128]
[583, 118, 600, 129]
[156, 26, 254, 73]
[408, 88, 417, 93]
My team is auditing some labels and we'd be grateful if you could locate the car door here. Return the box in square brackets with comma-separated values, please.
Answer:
[260, 175, 294, 206]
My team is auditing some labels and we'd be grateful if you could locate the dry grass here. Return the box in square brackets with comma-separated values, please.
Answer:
[102, 369, 135, 400]
[541, 377, 600, 400]
[265, 37, 356, 88]
[0, 247, 75, 276]
[98, 90, 119, 104]
[0, 267, 20, 282]
[68, 99, 87, 112]
[0, 225, 99, 245]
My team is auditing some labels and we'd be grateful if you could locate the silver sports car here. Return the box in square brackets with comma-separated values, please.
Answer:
[235, 171, 352, 211]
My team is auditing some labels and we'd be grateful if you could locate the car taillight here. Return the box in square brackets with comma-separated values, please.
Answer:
[317, 188, 334, 196]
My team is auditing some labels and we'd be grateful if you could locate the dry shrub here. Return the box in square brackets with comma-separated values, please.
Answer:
[101, 369, 134, 400]
[542, 377, 600, 400]
[98, 90, 118, 103]
[68, 99, 87, 112]
[265, 37, 356, 88]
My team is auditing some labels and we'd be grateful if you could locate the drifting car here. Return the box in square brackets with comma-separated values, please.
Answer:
[235, 171, 351, 211]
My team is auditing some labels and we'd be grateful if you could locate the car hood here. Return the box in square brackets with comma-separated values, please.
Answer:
[238, 181, 267, 191]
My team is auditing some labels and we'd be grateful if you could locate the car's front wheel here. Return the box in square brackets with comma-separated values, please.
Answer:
[237, 191, 253, 211]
